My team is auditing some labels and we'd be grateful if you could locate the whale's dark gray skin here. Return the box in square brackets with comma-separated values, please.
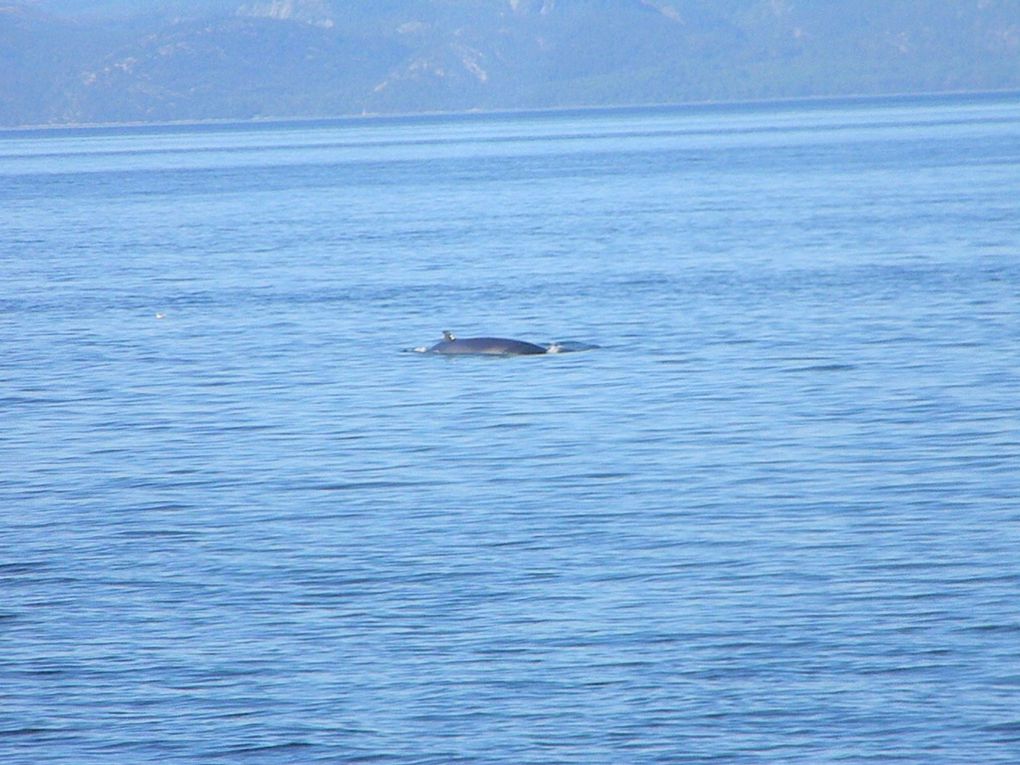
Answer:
[409, 331, 599, 356]
[426, 330, 548, 355]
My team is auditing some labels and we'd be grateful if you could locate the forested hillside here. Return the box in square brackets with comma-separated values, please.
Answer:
[2, 0, 1018, 126]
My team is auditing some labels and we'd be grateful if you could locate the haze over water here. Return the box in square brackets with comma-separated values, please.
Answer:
[2, 94, 1020, 763]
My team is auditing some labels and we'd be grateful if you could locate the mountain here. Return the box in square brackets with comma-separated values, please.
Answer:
[2, 0, 1019, 126]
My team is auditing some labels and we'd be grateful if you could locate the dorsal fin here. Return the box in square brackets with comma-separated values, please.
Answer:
[442, 330, 456, 341]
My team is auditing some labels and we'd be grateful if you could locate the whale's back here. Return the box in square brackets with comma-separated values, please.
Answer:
[428, 336, 547, 355]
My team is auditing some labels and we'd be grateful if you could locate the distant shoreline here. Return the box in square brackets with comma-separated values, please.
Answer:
[3, 88, 1018, 135]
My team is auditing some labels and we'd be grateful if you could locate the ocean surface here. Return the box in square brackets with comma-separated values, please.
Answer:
[2, 94, 1019, 764]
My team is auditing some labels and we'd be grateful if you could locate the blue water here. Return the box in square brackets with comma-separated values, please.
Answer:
[2, 94, 1020, 764]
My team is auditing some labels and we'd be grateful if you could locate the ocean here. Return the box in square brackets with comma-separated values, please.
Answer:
[2, 93, 1019, 763]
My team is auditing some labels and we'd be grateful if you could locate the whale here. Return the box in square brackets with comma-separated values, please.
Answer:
[409, 331, 598, 356]
[423, 330, 548, 355]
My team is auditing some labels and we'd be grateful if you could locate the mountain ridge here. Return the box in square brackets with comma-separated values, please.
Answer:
[3, 0, 1019, 127]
